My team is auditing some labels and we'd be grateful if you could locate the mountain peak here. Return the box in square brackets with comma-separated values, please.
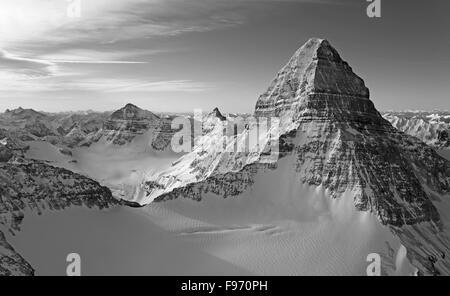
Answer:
[3, 107, 46, 120]
[211, 107, 226, 121]
[110, 103, 160, 121]
[124, 103, 139, 109]
[255, 38, 370, 119]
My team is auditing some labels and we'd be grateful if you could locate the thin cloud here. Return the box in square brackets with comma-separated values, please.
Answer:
[106, 80, 211, 93]
[59, 78, 211, 93]
[38, 48, 164, 64]
[0, 73, 211, 93]
[0, 49, 57, 78]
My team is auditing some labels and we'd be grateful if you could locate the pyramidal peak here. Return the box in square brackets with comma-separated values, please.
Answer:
[110, 103, 160, 121]
[132, 38, 450, 275]
[255, 38, 372, 123]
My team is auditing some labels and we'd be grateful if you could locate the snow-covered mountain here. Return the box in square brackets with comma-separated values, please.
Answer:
[77, 103, 182, 152]
[101, 103, 162, 145]
[0, 104, 183, 153]
[131, 38, 450, 275]
[382, 111, 450, 149]
[0, 108, 106, 146]
[2, 107, 47, 121]
[0, 129, 120, 275]
[0, 108, 55, 140]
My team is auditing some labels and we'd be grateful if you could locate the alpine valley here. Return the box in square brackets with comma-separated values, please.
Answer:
[1, 38, 449, 276]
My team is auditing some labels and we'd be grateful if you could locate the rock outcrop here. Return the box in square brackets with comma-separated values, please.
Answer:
[0, 129, 29, 158]
[0, 156, 120, 275]
[134, 38, 450, 275]
[0, 158, 119, 232]
[212, 107, 227, 121]
[0, 230, 34, 276]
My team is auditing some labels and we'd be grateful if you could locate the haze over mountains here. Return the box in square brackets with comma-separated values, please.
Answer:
[0, 38, 449, 276]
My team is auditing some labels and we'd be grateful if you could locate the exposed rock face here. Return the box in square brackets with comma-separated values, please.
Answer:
[0, 105, 184, 152]
[0, 159, 119, 232]
[0, 109, 111, 148]
[50, 112, 110, 147]
[53, 112, 109, 136]
[0, 157, 120, 275]
[0, 129, 29, 159]
[0, 230, 34, 276]
[0, 108, 55, 139]
[135, 38, 450, 275]
[150, 118, 180, 151]
[438, 129, 449, 143]
[3, 107, 46, 121]
[0, 146, 12, 163]
[212, 107, 227, 121]
[86, 103, 177, 151]
[102, 103, 162, 145]
[383, 111, 450, 148]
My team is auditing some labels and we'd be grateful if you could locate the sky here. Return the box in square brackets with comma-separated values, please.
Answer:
[0, 0, 449, 113]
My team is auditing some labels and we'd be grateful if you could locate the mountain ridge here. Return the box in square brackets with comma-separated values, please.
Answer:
[131, 38, 450, 275]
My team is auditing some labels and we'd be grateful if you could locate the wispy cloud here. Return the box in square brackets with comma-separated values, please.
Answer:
[105, 79, 210, 93]
[0, 0, 248, 49]
[40, 48, 156, 64]
[0, 0, 341, 109]
[0, 49, 57, 78]
[0, 71, 210, 93]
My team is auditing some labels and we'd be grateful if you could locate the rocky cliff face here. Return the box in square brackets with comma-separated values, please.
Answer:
[102, 103, 161, 145]
[134, 38, 450, 275]
[0, 145, 119, 274]
[94, 103, 176, 151]
[0, 230, 34, 276]
[0, 129, 29, 159]
[0, 158, 119, 232]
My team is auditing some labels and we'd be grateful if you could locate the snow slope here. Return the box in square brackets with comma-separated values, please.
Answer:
[139, 154, 416, 275]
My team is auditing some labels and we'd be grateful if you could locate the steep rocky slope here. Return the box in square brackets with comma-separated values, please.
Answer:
[0, 158, 119, 232]
[0, 230, 34, 276]
[0, 129, 29, 159]
[134, 38, 450, 275]
[78, 103, 178, 151]
[0, 108, 55, 140]
[102, 103, 161, 145]
[0, 132, 120, 275]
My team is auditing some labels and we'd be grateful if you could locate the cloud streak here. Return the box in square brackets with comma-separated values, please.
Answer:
[0, 49, 57, 78]
[0, 72, 210, 93]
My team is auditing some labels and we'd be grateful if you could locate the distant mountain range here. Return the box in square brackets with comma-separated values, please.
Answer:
[1, 38, 449, 276]
[382, 111, 450, 149]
